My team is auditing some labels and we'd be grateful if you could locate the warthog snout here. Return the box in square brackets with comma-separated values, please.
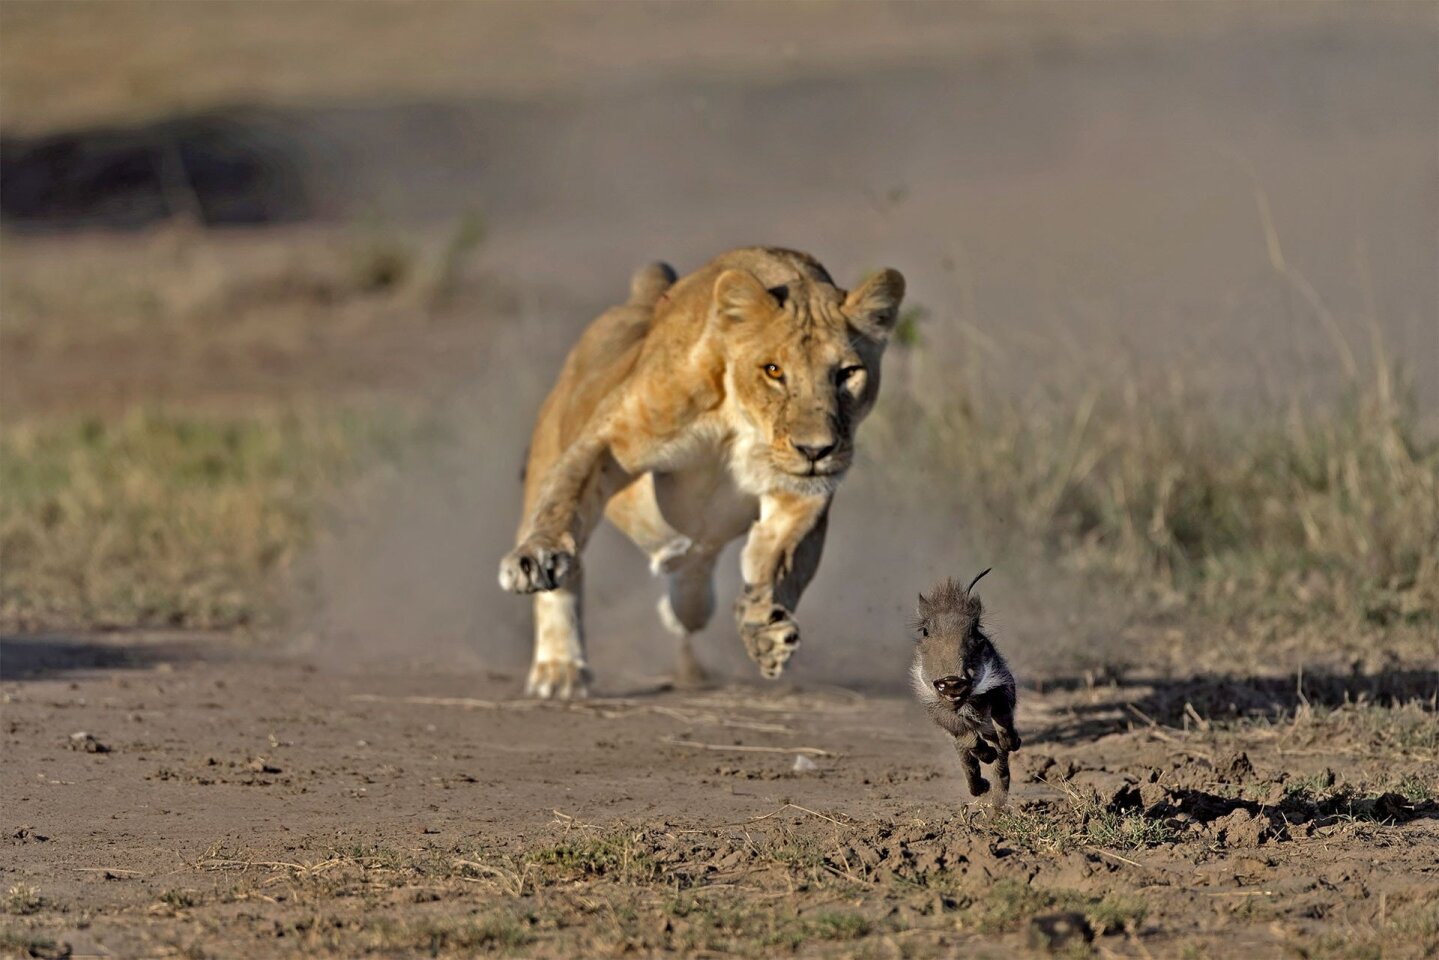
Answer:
[932, 675, 971, 701]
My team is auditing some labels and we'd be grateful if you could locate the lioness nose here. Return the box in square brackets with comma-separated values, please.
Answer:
[792, 440, 837, 463]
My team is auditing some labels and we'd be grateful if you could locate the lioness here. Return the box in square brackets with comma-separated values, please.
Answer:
[499, 247, 905, 698]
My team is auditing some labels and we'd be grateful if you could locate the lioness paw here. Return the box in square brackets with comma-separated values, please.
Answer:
[525, 659, 590, 700]
[738, 605, 801, 680]
[498, 537, 574, 593]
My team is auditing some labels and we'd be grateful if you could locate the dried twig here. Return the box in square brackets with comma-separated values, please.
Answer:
[199, 858, 308, 873]
[451, 858, 531, 896]
[1087, 847, 1144, 869]
[659, 736, 830, 756]
[351, 694, 794, 734]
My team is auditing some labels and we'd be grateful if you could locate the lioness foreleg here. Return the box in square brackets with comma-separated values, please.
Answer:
[734, 492, 830, 679]
[529, 563, 589, 698]
[499, 436, 627, 594]
[505, 438, 631, 699]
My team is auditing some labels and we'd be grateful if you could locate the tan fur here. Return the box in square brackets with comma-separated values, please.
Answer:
[499, 248, 904, 698]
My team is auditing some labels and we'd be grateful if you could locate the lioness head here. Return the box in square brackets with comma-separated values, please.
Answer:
[712, 267, 905, 495]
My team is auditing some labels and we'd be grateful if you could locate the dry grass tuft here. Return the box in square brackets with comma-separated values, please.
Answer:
[0, 406, 419, 630]
[871, 345, 1438, 662]
[3, 884, 43, 916]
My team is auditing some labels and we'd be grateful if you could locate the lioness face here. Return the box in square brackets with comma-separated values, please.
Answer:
[713, 268, 905, 494]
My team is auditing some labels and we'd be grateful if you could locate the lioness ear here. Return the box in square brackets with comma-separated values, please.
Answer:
[713, 269, 776, 324]
[845, 268, 906, 340]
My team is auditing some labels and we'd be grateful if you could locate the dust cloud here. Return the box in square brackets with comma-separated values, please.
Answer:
[298, 9, 1435, 692]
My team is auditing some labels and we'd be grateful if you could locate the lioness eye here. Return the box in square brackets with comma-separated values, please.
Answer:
[764, 363, 784, 380]
[919, 627, 928, 638]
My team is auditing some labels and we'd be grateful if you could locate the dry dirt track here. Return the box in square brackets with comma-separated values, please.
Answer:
[4, 633, 1436, 958]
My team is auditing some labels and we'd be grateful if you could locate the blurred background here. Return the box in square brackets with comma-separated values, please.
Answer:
[2, 1, 1435, 689]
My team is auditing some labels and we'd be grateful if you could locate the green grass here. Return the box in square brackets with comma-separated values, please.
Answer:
[525, 829, 659, 884]
[411, 913, 534, 954]
[988, 790, 1179, 854]
[1087, 892, 1148, 935]
[0, 406, 419, 630]
[1392, 774, 1436, 806]
[158, 889, 199, 910]
[806, 912, 871, 941]
[963, 879, 1079, 933]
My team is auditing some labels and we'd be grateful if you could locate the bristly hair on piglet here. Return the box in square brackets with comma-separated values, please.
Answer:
[911, 568, 1020, 800]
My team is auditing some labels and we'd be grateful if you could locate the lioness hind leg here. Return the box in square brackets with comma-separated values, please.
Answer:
[657, 551, 718, 689]
[527, 565, 590, 699]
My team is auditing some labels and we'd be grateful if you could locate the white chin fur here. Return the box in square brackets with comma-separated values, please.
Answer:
[771, 469, 844, 497]
[910, 659, 939, 704]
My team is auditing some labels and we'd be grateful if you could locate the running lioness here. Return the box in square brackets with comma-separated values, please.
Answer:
[499, 247, 905, 698]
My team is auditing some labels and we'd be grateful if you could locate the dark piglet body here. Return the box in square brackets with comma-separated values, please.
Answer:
[910, 569, 1021, 798]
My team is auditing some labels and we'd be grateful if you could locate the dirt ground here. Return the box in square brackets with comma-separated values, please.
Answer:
[3, 634, 1437, 958]
[3, 3, 1438, 958]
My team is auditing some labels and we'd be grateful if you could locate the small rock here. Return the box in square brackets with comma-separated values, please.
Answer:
[1028, 912, 1093, 952]
[1257, 780, 1287, 806]
[27, 938, 72, 960]
[1213, 808, 1269, 848]
[851, 842, 884, 868]
[1027, 755, 1057, 783]
[792, 755, 818, 774]
[1138, 782, 1172, 814]
[1218, 751, 1255, 782]
[67, 732, 109, 753]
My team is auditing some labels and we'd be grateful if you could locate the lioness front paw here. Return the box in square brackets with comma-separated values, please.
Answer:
[525, 659, 590, 700]
[738, 605, 801, 680]
[498, 536, 574, 593]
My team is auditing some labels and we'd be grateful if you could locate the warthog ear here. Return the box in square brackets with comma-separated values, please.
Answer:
[713, 269, 776, 324]
[845, 268, 906, 340]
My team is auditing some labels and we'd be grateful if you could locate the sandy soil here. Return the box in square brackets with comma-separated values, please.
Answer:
[3, 634, 1437, 958]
